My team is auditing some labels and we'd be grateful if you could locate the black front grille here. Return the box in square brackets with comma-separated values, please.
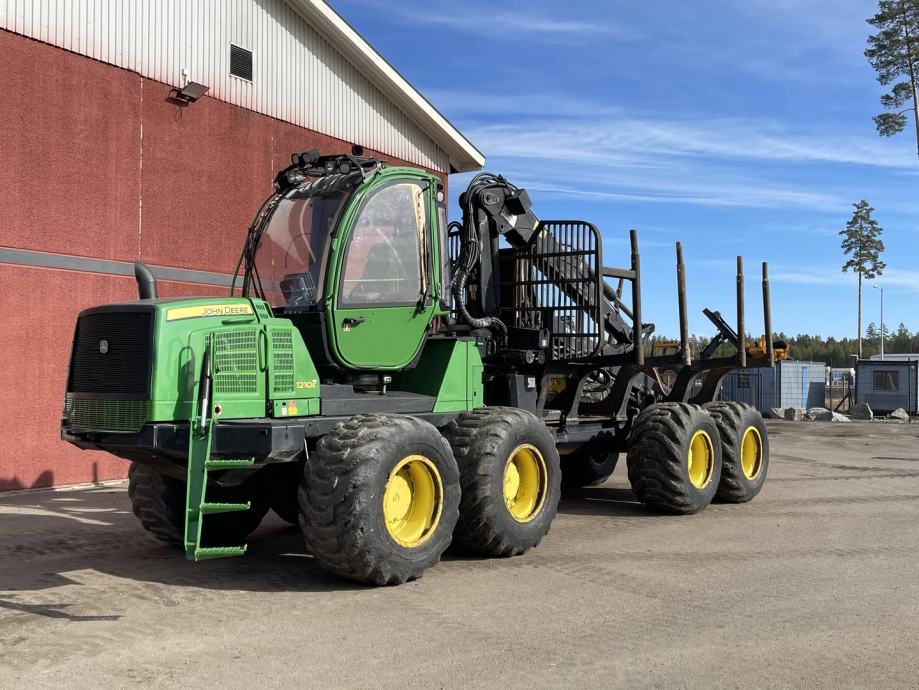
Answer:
[67, 311, 154, 398]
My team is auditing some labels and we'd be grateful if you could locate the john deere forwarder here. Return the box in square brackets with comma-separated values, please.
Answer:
[62, 149, 778, 585]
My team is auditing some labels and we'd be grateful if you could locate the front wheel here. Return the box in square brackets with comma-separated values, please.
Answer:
[444, 407, 562, 557]
[127, 463, 269, 547]
[299, 414, 460, 585]
[627, 403, 722, 515]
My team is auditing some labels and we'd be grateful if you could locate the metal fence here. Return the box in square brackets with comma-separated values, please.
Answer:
[719, 360, 827, 412]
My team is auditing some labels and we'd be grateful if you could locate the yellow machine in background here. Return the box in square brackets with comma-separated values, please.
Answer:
[747, 335, 789, 361]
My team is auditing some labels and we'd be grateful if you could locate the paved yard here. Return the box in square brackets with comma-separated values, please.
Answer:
[1, 420, 918, 688]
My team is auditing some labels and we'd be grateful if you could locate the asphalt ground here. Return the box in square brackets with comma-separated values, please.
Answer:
[1, 420, 918, 688]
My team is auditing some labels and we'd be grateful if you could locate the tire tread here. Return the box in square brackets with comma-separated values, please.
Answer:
[626, 402, 721, 514]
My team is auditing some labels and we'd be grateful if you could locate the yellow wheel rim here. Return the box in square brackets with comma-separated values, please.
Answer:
[382, 455, 443, 548]
[740, 426, 763, 480]
[687, 430, 715, 489]
[503, 444, 548, 523]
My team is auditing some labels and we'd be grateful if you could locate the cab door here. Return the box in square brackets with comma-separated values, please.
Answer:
[327, 177, 436, 370]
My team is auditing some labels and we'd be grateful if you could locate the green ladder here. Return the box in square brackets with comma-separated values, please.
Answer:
[184, 343, 254, 561]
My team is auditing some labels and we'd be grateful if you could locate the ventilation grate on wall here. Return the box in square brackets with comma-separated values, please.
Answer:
[230, 44, 253, 82]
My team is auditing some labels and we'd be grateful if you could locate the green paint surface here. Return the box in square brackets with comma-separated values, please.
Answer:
[399, 339, 483, 412]
[147, 297, 319, 423]
[324, 167, 447, 370]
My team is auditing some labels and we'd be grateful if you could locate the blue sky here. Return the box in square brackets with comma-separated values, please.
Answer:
[333, 0, 919, 339]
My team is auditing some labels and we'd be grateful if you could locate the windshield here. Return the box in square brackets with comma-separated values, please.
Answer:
[251, 179, 350, 308]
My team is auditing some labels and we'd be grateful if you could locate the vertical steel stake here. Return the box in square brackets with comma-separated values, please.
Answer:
[631, 229, 644, 365]
[676, 242, 690, 365]
[762, 261, 774, 367]
[737, 256, 746, 368]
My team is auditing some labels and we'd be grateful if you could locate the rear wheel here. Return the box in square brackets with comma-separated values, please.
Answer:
[626, 403, 722, 515]
[704, 402, 769, 502]
[561, 452, 619, 488]
[299, 414, 460, 585]
[444, 407, 562, 556]
[127, 462, 269, 547]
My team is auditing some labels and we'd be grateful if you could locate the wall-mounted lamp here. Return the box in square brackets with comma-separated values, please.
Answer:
[171, 81, 209, 105]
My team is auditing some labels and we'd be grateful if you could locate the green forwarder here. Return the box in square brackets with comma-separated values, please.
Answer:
[63, 149, 776, 585]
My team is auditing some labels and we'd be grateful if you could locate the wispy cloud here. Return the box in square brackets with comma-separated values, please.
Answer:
[512, 177, 841, 211]
[402, 11, 627, 38]
[342, 2, 631, 41]
[436, 93, 915, 212]
[874, 269, 919, 293]
[464, 116, 917, 170]
[423, 89, 623, 119]
[769, 267, 919, 294]
[770, 271, 843, 286]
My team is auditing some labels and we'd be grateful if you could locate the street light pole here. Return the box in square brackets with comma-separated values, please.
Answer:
[873, 284, 884, 361]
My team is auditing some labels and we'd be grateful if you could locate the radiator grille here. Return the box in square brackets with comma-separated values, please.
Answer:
[271, 329, 295, 393]
[64, 395, 149, 432]
[210, 330, 259, 395]
[68, 311, 153, 396]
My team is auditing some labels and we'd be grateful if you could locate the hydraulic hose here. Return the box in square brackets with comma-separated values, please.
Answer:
[451, 174, 511, 337]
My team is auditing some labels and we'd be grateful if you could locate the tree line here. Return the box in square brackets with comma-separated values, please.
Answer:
[645, 324, 918, 368]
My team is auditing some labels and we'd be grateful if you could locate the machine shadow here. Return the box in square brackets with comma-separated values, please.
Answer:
[557, 485, 647, 518]
[0, 488, 363, 595]
[2, 483, 648, 596]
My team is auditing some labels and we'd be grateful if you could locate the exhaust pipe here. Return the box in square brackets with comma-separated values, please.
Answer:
[134, 260, 158, 299]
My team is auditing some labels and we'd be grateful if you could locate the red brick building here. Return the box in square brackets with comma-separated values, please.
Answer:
[0, 0, 483, 490]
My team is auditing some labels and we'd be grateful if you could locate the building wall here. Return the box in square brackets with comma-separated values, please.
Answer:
[0, 29, 440, 490]
[0, 0, 451, 171]
[855, 361, 918, 414]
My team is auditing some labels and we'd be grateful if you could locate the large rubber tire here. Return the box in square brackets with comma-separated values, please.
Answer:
[299, 414, 460, 585]
[627, 403, 722, 515]
[561, 452, 619, 488]
[127, 462, 270, 547]
[704, 402, 769, 503]
[443, 407, 562, 557]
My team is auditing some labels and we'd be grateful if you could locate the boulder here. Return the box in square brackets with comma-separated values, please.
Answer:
[784, 407, 805, 421]
[850, 403, 873, 421]
[806, 407, 833, 421]
[889, 408, 910, 421]
[766, 408, 785, 420]
[830, 411, 850, 422]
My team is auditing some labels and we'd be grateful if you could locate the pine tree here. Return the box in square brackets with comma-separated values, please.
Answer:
[893, 322, 911, 351]
[866, 0, 919, 161]
[840, 201, 886, 358]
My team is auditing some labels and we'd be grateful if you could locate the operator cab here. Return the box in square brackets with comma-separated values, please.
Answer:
[242, 151, 448, 377]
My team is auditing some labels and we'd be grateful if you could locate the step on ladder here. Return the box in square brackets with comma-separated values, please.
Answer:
[184, 342, 254, 561]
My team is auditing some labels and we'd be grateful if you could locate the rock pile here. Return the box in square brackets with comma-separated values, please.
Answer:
[850, 403, 873, 421]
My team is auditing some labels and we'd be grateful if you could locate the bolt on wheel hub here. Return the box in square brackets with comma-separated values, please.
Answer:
[687, 430, 715, 489]
[740, 426, 763, 480]
[382, 455, 443, 548]
[503, 444, 548, 523]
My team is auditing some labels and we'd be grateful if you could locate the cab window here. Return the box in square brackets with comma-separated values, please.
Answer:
[340, 182, 427, 307]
